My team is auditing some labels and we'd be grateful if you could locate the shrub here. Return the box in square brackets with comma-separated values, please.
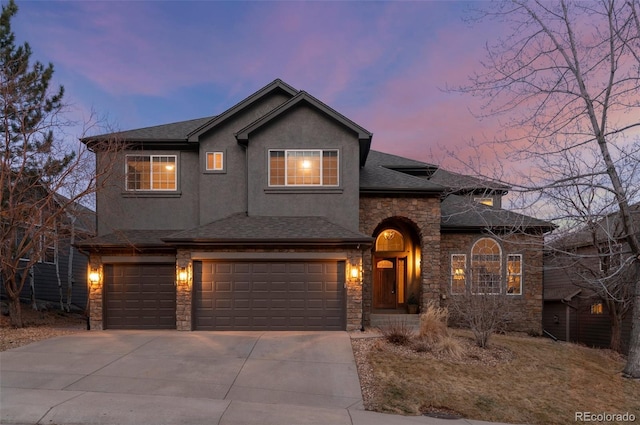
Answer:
[449, 291, 513, 348]
[412, 337, 431, 353]
[419, 302, 449, 343]
[379, 318, 415, 346]
[434, 335, 465, 360]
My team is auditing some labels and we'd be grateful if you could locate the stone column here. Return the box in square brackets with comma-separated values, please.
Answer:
[88, 254, 103, 330]
[346, 250, 364, 331]
[176, 250, 193, 331]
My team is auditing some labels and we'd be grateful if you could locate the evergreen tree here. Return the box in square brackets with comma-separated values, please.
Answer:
[1, 0, 74, 327]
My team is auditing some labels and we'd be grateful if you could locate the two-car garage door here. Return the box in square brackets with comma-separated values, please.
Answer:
[193, 260, 346, 330]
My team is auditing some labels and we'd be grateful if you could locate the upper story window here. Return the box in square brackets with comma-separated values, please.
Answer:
[126, 155, 177, 191]
[269, 149, 339, 186]
[206, 151, 224, 171]
[474, 197, 494, 206]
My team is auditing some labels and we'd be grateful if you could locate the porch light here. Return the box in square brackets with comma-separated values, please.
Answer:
[351, 266, 359, 279]
[178, 267, 188, 284]
[89, 268, 100, 285]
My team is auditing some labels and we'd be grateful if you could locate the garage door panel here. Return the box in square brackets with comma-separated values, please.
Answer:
[105, 264, 176, 330]
[194, 261, 345, 330]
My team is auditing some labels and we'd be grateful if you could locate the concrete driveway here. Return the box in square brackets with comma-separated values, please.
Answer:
[1, 331, 508, 425]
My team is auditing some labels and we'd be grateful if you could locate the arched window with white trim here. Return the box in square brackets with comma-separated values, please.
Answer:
[471, 238, 502, 294]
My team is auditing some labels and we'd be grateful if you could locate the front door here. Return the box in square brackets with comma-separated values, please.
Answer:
[374, 258, 396, 309]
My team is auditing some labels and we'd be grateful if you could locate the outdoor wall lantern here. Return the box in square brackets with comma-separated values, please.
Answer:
[88, 268, 100, 285]
[178, 267, 189, 284]
[351, 265, 359, 279]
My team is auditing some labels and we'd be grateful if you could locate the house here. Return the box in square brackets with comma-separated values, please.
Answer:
[543, 206, 639, 352]
[79, 79, 553, 331]
[1, 191, 95, 312]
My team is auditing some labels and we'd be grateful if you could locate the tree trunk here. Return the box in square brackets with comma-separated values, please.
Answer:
[8, 293, 23, 328]
[610, 311, 622, 353]
[29, 267, 37, 310]
[66, 220, 76, 312]
[623, 272, 640, 378]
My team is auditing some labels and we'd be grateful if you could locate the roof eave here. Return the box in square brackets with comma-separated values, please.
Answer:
[359, 187, 444, 196]
[162, 237, 373, 247]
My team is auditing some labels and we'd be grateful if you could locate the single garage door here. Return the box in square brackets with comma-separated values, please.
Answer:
[194, 260, 345, 330]
[104, 263, 176, 329]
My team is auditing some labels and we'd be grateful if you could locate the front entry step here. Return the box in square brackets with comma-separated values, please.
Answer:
[370, 313, 420, 331]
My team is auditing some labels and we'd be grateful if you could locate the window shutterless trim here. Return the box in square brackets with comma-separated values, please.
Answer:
[506, 253, 523, 295]
[125, 154, 177, 191]
[450, 253, 466, 295]
[268, 149, 339, 187]
[205, 151, 226, 173]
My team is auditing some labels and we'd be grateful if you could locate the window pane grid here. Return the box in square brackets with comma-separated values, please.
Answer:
[451, 254, 466, 294]
[471, 238, 502, 294]
[507, 254, 522, 295]
[126, 155, 176, 191]
[269, 149, 338, 186]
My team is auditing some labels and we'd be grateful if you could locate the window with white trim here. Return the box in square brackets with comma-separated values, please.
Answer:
[126, 155, 177, 191]
[206, 151, 224, 171]
[507, 254, 522, 295]
[451, 254, 466, 294]
[269, 149, 339, 186]
[471, 238, 502, 294]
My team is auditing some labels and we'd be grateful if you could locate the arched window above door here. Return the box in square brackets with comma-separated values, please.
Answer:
[375, 229, 404, 252]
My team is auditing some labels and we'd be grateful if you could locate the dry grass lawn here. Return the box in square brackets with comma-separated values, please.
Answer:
[354, 330, 640, 425]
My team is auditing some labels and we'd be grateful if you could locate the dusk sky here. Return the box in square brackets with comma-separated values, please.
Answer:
[13, 1, 507, 169]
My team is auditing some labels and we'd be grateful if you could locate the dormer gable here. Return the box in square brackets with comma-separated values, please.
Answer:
[187, 79, 298, 142]
[235, 91, 372, 167]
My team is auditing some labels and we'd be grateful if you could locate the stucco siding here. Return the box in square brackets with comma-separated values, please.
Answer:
[247, 105, 361, 231]
[96, 149, 200, 235]
[197, 92, 292, 225]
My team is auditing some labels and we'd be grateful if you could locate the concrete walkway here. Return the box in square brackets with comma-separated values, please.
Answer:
[0, 331, 512, 425]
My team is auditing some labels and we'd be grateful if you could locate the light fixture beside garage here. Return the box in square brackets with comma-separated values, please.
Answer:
[176, 262, 192, 287]
[349, 261, 362, 282]
[88, 267, 100, 285]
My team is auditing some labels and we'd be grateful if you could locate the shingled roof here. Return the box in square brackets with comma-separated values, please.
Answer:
[164, 214, 372, 246]
[441, 195, 554, 232]
[360, 151, 444, 194]
[78, 229, 182, 249]
[87, 116, 214, 142]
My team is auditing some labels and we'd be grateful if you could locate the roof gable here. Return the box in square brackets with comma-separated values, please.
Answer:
[187, 79, 298, 142]
[235, 91, 373, 166]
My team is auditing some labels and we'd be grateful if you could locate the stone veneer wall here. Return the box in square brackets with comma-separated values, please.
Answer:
[176, 250, 193, 331]
[88, 254, 103, 330]
[440, 232, 545, 333]
[359, 196, 441, 327]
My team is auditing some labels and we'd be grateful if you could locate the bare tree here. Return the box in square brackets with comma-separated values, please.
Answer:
[454, 0, 640, 377]
[1, 0, 119, 327]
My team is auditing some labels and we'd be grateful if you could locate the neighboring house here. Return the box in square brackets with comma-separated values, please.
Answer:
[543, 205, 639, 353]
[79, 79, 553, 331]
[1, 192, 95, 311]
